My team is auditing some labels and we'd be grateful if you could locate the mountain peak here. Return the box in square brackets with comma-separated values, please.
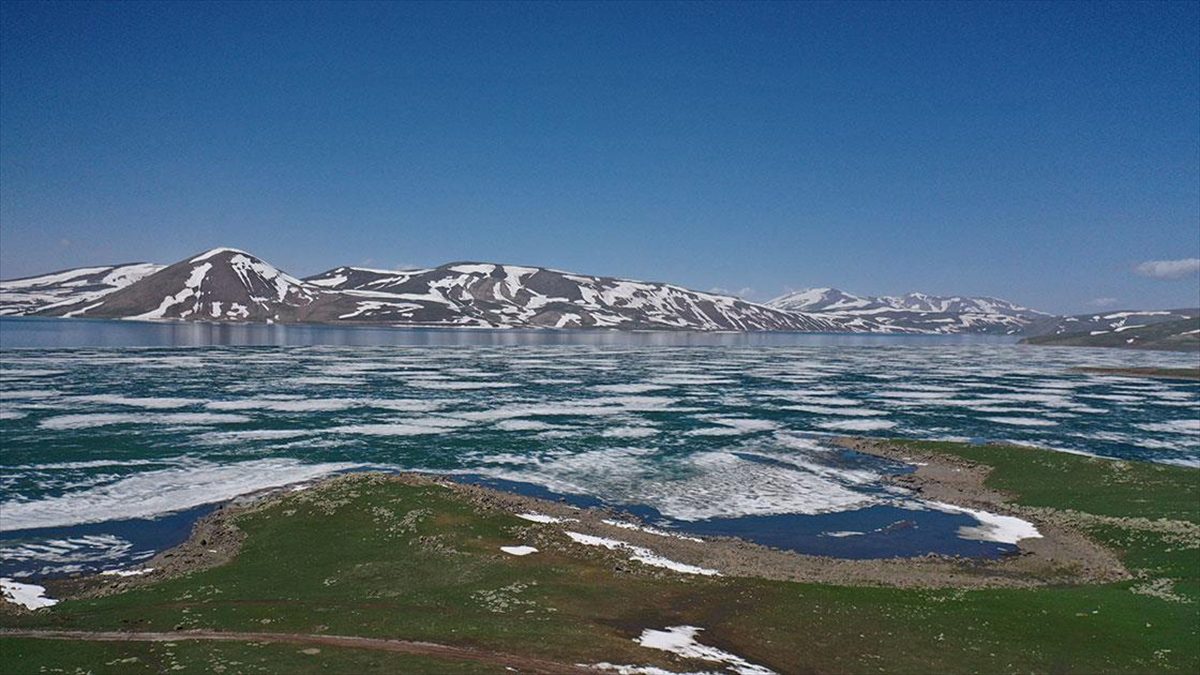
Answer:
[189, 247, 253, 263]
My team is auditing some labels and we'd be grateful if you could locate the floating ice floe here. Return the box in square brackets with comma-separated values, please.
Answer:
[1137, 420, 1200, 436]
[982, 416, 1058, 427]
[565, 531, 719, 576]
[0, 578, 58, 609]
[635, 625, 775, 675]
[815, 418, 897, 431]
[0, 458, 362, 531]
[39, 412, 252, 430]
[70, 395, 205, 409]
[601, 426, 659, 439]
[499, 546, 538, 556]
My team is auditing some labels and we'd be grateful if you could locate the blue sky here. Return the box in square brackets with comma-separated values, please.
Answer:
[1, 1, 1197, 313]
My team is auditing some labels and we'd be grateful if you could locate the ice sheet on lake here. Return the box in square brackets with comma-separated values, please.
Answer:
[0, 459, 361, 531]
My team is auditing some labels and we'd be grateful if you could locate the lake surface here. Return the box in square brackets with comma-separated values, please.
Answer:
[1, 318, 1197, 579]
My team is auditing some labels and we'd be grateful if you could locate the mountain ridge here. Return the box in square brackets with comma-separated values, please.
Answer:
[3, 248, 1171, 337]
[767, 286, 1048, 335]
[1, 248, 841, 331]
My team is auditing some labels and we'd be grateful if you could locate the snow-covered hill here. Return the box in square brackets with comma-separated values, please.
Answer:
[0, 263, 163, 316]
[1, 249, 842, 331]
[15, 251, 1144, 336]
[34, 248, 319, 322]
[303, 263, 842, 330]
[1022, 311, 1200, 351]
[767, 287, 1049, 335]
[1022, 309, 1200, 339]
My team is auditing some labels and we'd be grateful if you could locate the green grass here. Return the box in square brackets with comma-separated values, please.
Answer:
[888, 439, 1200, 522]
[0, 637, 505, 674]
[3, 444, 1198, 674]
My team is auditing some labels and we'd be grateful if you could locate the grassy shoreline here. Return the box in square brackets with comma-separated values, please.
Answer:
[3, 439, 1197, 674]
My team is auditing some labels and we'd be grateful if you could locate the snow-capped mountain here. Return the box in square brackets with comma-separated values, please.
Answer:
[8, 250, 1123, 335]
[32, 248, 319, 322]
[0, 262, 163, 316]
[767, 287, 1049, 335]
[303, 263, 841, 330]
[1, 249, 842, 331]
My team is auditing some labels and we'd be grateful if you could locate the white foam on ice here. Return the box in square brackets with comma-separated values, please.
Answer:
[477, 446, 878, 522]
[815, 418, 896, 431]
[785, 405, 888, 417]
[0, 458, 361, 531]
[281, 376, 365, 386]
[1136, 419, 1200, 435]
[407, 380, 519, 390]
[591, 383, 672, 394]
[207, 398, 359, 412]
[194, 429, 312, 444]
[601, 426, 659, 439]
[330, 416, 471, 436]
[496, 419, 561, 431]
[71, 395, 205, 409]
[649, 374, 733, 386]
[39, 412, 252, 430]
[875, 390, 958, 401]
[981, 416, 1058, 427]
[686, 417, 779, 436]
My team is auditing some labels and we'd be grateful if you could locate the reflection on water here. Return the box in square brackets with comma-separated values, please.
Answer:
[0, 317, 1018, 349]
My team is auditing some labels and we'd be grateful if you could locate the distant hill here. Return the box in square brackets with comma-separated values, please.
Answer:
[3, 249, 1192, 349]
[767, 287, 1049, 335]
[1, 248, 841, 332]
[1021, 313, 1200, 352]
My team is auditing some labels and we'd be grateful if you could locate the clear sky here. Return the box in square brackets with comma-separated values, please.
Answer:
[1, 1, 1197, 313]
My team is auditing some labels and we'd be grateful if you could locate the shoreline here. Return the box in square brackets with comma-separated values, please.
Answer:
[25, 438, 1136, 607]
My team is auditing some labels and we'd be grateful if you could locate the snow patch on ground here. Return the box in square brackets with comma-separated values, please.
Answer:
[499, 545, 538, 556]
[927, 501, 1042, 544]
[0, 578, 58, 609]
[515, 512, 572, 524]
[635, 625, 776, 675]
[100, 567, 155, 577]
[565, 532, 720, 576]
[602, 519, 704, 542]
